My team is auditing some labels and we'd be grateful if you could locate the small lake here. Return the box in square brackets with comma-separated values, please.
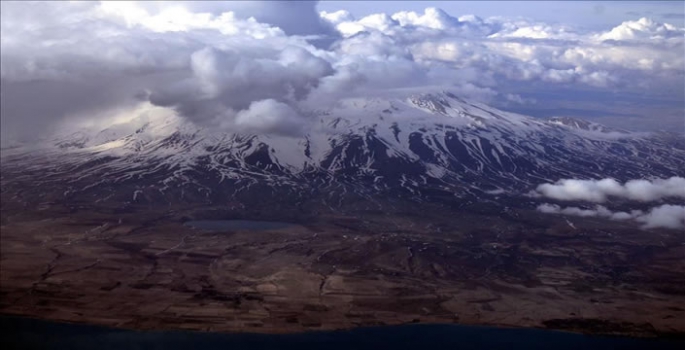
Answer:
[1, 316, 682, 350]
[184, 220, 297, 231]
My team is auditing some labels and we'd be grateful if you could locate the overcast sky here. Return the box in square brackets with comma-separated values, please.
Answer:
[1, 1, 683, 144]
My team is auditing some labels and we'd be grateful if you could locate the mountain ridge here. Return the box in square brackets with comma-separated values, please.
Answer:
[1, 92, 683, 210]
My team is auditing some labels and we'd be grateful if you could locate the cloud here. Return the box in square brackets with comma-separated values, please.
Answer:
[234, 99, 305, 136]
[505, 93, 536, 105]
[534, 177, 685, 229]
[322, 8, 684, 92]
[537, 203, 613, 217]
[147, 45, 334, 131]
[637, 204, 685, 229]
[1, 2, 683, 143]
[595, 17, 684, 41]
[102, 1, 339, 44]
[1, 1, 335, 139]
[531, 177, 685, 202]
[536, 203, 685, 230]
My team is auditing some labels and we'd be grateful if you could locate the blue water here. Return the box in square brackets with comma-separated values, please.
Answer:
[183, 220, 296, 231]
[1, 316, 682, 350]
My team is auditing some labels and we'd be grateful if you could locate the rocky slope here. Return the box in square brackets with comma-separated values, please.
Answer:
[1, 92, 683, 211]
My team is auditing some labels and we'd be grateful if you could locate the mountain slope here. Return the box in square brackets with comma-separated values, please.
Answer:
[1, 92, 683, 211]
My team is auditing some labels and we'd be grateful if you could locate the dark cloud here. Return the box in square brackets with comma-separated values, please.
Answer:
[0, 72, 185, 144]
[148, 45, 334, 131]
[0, 1, 337, 140]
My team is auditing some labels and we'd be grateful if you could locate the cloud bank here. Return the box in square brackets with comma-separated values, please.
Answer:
[537, 203, 685, 230]
[531, 177, 685, 202]
[534, 176, 685, 229]
[1, 1, 683, 143]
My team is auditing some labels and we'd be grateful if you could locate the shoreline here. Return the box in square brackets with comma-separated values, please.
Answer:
[2, 312, 683, 339]
[2, 314, 683, 350]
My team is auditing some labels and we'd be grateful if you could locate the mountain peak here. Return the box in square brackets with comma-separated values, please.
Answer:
[2, 94, 681, 209]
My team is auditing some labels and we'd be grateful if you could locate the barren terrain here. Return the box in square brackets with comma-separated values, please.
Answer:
[1, 203, 684, 337]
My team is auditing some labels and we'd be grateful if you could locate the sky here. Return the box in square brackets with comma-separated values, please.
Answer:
[1, 1, 684, 145]
[319, 1, 685, 29]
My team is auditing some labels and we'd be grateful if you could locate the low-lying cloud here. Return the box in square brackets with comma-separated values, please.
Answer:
[537, 203, 685, 230]
[531, 177, 685, 202]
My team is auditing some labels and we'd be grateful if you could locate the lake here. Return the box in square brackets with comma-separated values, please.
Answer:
[1, 316, 682, 350]
[183, 220, 297, 231]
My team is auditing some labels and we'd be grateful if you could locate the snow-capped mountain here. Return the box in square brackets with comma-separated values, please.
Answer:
[2, 92, 683, 210]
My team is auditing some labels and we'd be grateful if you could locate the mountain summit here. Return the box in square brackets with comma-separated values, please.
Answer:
[2, 92, 683, 210]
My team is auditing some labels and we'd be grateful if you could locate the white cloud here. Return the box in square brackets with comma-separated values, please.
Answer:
[532, 177, 685, 202]
[391, 7, 460, 31]
[320, 10, 354, 25]
[537, 203, 617, 218]
[637, 204, 685, 229]
[234, 99, 305, 136]
[0, 1, 338, 140]
[536, 203, 685, 230]
[320, 8, 684, 95]
[596, 17, 684, 41]
[505, 93, 536, 105]
[1, 2, 683, 142]
[107, 0, 339, 40]
[99, 2, 281, 37]
[490, 22, 577, 40]
[535, 177, 685, 229]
